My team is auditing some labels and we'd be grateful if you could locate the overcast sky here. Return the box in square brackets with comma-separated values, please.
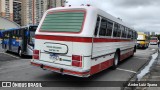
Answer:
[66, 0, 160, 32]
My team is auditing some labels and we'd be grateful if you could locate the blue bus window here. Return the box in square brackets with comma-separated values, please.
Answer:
[25, 31, 30, 37]
[0, 32, 2, 38]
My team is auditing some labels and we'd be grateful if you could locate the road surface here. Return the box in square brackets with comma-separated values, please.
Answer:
[0, 44, 159, 90]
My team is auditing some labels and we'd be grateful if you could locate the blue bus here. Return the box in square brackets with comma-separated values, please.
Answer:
[0, 25, 37, 57]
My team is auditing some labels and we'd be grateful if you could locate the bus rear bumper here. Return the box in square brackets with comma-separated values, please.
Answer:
[30, 60, 90, 77]
[137, 44, 145, 48]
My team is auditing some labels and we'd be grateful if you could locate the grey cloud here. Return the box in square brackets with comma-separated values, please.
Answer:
[108, 0, 160, 8]
[67, 0, 160, 32]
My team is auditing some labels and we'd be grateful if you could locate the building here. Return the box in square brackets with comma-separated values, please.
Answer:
[144, 32, 150, 36]
[34, 0, 65, 24]
[20, 0, 65, 26]
[35, 0, 48, 24]
[13, 0, 22, 25]
[0, 16, 20, 30]
[0, 0, 13, 21]
[151, 32, 156, 36]
[19, 0, 35, 26]
[48, 0, 65, 8]
[0, 0, 22, 25]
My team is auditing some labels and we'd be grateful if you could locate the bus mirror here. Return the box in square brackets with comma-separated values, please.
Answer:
[25, 31, 30, 37]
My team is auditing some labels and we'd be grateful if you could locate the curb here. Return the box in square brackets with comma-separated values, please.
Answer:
[122, 49, 159, 90]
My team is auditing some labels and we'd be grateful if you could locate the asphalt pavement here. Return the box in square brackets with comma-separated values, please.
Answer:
[0, 44, 159, 90]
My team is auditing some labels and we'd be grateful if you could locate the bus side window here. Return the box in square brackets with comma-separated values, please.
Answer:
[132, 31, 135, 40]
[127, 29, 129, 38]
[126, 28, 128, 38]
[19, 29, 23, 37]
[18, 29, 21, 37]
[128, 30, 131, 39]
[5, 32, 9, 38]
[134, 32, 137, 39]
[106, 20, 113, 37]
[94, 16, 100, 36]
[135, 31, 137, 39]
[121, 26, 126, 38]
[130, 30, 132, 39]
[10, 31, 13, 39]
[131, 30, 134, 39]
[117, 24, 121, 37]
[99, 18, 107, 36]
[113, 23, 119, 37]
[13, 30, 17, 39]
[16, 30, 19, 37]
[121, 26, 125, 38]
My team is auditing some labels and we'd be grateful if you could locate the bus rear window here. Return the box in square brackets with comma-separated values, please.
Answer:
[40, 11, 85, 32]
[137, 35, 144, 40]
[151, 38, 157, 40]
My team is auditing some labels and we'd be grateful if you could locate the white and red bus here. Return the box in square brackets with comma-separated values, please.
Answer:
[31, 6, 137, 77]
[150, 37, 159, 45]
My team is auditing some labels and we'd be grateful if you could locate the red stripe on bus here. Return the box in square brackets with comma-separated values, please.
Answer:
[150, 40, 157, 42]
[120, 50, 134, 61]
[90, 59, 114, 75]
[35, 35, 92, 42]
[93, 38, 132, 42]
[31, 49, 134, 76]
[35, 35, 133, 43]
[90, 50, 134, 75]
[31, 62, 90, 76]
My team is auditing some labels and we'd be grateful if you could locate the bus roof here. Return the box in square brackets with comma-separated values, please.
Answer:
[138, 32, 148, 36]
[47, 6, 135, 31]
[1, 25, 38, 33]
[0, 28, 20, 38]
[0, 28, 20, 33]
[151, 37, 158, 38]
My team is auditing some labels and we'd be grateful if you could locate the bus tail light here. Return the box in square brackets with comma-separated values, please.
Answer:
[33, 50, 39, 54]
[33, 50, 39, 60]
[72, 55, 82, 67]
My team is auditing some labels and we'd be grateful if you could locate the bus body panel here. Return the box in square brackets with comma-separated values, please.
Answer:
[92, 39, 135, 58]
[34, 39, 73, 65]
[137, 33, 149, 48]
[150, 37, 158, 45]
[34, 36, 92, 70]
[35, 7, 97, 37]
[26, 45, 34, 56]
[1, 25, 37, 56]
[31, 6, 137, 77]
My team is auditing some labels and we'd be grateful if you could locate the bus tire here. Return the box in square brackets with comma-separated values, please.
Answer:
[112, 52, 119, 70]
[134, 46, 136, 52]
[131, 51, 134, 57]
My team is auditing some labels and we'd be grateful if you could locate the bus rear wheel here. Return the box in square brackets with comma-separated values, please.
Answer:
[112, 52, 119, 70]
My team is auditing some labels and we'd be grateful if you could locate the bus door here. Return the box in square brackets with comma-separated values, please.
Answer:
[8, 31, 13, 51]
[11, 30, 19, 52]
[21, 28, 28, 54]
[28, 26, 37, 48]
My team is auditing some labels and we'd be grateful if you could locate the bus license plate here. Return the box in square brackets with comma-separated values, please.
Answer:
[49, 54, 59, 61]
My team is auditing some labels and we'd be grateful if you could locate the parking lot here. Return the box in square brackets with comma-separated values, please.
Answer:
[0, 44, 159, 90]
